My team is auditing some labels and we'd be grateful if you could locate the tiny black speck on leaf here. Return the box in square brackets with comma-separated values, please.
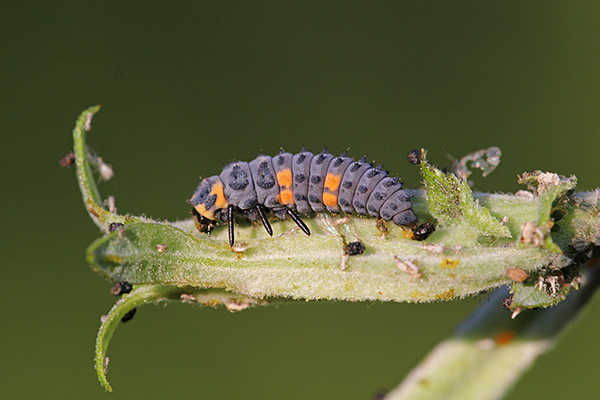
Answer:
[121, 308, 137, 323]
[110, 281, 133, 296]
[108, 222, 124, 232]
[413, 222, 436, 241]
[344, 241, 366, 256]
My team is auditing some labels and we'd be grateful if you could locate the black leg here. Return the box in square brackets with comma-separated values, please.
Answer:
[227, 205, 235, 246]
[286, 209, 310, 236]
[255, 205, 273, 236]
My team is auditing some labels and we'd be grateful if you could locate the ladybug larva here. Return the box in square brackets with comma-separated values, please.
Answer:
[191, 149, 419, 246]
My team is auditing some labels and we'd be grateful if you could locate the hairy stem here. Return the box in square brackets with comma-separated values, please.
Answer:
[68, 106, 600, 396]
[384, 259, 600, 400]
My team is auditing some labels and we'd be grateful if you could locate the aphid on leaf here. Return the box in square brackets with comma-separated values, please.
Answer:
[412, 222, 436, 241]
[344, 241, 366, 256]
[108, 222, 124, 233]
[120, 308, 137, 323]
[110, 281, 133, 296]
[190, 149, 419, 246]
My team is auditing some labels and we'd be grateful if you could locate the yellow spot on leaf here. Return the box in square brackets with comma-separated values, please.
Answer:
[104, 255, 123, 264]
[441, 258, 459, 269]
[435, 289, 456, 300]
[401, 228, 414, 239]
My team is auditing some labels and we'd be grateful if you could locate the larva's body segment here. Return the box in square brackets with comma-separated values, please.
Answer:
[291, 150, 314, 213]
[248, 156, 280, 210]
[393, 208, 417, 227]
[191, 149, 419, 246]
[366, 176, 403, 217]
[323, 155, 354, 213]
[379, 184, 412, 221]
[272, 151, 295, 218]
[338, 159, 372, 213]
[219, 162, 257, 211]
[352, 166, 387, 215]
[307, 152, 335, 212]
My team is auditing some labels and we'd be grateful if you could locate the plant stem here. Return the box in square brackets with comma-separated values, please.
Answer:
[383, 259, 600, 400]
[95, 285, 270, 392]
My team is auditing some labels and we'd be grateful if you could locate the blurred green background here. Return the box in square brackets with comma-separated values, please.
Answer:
[2, 2, 600, 399]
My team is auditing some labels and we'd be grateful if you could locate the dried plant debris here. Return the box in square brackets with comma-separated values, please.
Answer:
[394, 256, 422, 279]
[451, 146, 502, 180]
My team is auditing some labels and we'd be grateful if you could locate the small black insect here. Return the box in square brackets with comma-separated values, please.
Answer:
[110, 281, 133, 296]
[191, 149, 419, 246]
[412, 222, 436, 241]
[108, 222, 125, 233]
[501, 296, 513, 311]
[344, 241, 366, 256]
[121, 308, 137, 323]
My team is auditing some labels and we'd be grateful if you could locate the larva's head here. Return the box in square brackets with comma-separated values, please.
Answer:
[192, 207, 217, 235]
[190, 176, 229, 233]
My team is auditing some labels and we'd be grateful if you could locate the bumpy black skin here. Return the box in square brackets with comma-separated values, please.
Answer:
[344, 241, 366, 256]
[121, 308, 137, 323]
[110, 281, 133, 296]
[191, 149, 419, 245]
[412, 222, 436, 241]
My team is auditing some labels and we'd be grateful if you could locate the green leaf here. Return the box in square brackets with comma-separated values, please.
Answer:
[87, 219, 558, 302]
[510, 281, 569, 310]
[68, 106, 600, 396]
[420, 156, 512, 238]
[95, 285, 270, 392]
[518, 171, 578, 252]
[71, 105, 144, 231]
[384, 260, 600, 400]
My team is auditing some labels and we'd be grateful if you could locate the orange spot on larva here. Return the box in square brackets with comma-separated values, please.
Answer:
[322, 192, 338, 207]
[324, 173, 342, 192]
[194, 203, 211, 219]
[277, 189, 294, 205]
[194, 181, 228, 219]
[277, 169, 293, 188]
[211, 181, 228, 209]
